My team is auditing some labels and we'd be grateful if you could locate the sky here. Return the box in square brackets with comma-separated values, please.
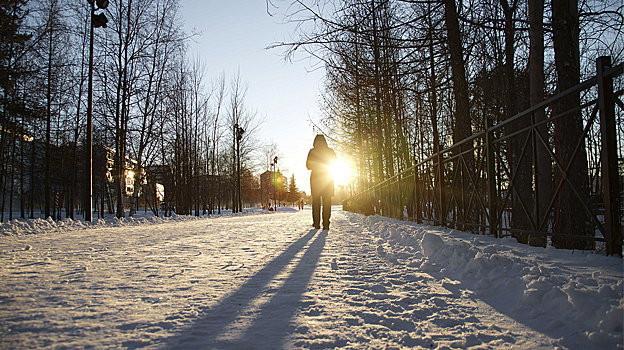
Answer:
[179, 1, 325, 194]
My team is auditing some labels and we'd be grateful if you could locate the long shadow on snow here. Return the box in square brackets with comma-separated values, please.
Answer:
[230, 229, 327, 349]
[162, 229, 326, 349]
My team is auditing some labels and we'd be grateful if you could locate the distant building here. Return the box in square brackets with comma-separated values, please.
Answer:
[260, 170, 274, 207]
[144, 165, 172, 204]
[260, 170, 285, 207]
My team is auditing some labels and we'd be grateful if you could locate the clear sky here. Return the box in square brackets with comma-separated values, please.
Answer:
[179, 1, 325, 194]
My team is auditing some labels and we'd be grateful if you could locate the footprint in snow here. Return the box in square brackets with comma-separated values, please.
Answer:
[370, 284, 388, 293]
[221, 262, 245, 271]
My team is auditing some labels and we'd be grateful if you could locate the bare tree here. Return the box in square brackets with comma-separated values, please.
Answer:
[127, 0, 183, 216]
[225, 71, 264, 212]
[208, 73, 226, 214]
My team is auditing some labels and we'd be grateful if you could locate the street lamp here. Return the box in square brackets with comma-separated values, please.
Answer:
[235, 124, 245, 212]
[85, 0, 108, 222]
[273, 156, 278, 210]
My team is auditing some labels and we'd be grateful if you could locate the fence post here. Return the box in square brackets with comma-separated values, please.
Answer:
[436, 145, 445, 226]
[486, 117, 498, 237]
[395, 175, 400, 219]
[398, 174, 404, 219]
[597, 56, 622, 257]
[415, 168, 422, 223]
[530, 111, 546, 246]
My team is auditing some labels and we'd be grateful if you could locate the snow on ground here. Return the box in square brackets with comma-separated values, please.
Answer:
[0, 208, 622, 349]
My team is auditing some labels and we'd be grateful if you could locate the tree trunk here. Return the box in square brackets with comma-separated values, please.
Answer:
[372, 0, 385, 186]
[444, 0, 473, 229]
[551, 0, 593, 249]
[20, 139, 24, 219]
[501, 0, 535, 244]
[529, 0, 549, 246]
[444, 0, 471, 146]
[44, 27, 53, 219]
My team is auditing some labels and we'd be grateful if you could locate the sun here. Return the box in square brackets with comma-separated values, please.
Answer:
[331, 158, 354, 187]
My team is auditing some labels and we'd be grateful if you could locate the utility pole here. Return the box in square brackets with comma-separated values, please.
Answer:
[85, 0, 108, 222]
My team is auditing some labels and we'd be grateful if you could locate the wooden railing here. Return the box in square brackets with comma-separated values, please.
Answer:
[343, 57, 623, 256]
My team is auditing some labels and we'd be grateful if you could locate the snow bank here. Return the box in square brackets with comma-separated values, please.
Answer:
[0, 208, 268, 237]
[363, 214, 623, 349]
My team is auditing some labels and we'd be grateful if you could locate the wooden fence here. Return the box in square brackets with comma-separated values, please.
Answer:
[343, 56, 623, 256]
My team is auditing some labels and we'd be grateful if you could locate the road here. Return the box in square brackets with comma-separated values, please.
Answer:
[0, 208, 619, 349]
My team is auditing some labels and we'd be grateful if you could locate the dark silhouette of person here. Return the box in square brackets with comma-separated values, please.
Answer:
[306, 134, 337, 230]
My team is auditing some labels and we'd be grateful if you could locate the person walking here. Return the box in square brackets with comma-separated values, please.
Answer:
[306, 134, 337, 230]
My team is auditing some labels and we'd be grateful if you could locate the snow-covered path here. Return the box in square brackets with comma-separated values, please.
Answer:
[0, 209, 622, 349]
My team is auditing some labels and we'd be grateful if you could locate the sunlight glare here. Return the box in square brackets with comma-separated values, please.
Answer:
[331, 158, 354, 187]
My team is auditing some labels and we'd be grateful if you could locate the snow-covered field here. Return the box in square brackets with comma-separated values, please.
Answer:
[0, 208, 622, 349]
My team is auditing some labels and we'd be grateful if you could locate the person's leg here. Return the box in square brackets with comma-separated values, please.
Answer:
[312, 195, 321, 229]
[322, 195, 332, 229]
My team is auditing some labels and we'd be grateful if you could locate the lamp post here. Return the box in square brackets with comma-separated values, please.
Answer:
[273, 156, 278, 210]
[270, 160, 275, 209]
[236, 124, 245, 212]
[85, 0, 108, 222]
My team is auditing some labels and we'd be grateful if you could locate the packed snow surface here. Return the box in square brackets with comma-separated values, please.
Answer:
[0, 208, 622, 349]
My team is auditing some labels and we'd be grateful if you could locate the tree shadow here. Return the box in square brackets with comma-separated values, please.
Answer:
[163, 229, 326, 349]
[421, 268, 600, 349]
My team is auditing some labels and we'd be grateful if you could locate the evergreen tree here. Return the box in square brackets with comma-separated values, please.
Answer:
[287, 174, 299, 204]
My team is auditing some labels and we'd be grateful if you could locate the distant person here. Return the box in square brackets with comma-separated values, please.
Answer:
[306, 134, 337, 230]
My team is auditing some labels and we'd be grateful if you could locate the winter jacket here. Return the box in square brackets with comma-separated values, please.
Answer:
[306, 135, 337, 197]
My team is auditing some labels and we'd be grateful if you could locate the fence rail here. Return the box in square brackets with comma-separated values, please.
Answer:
[343, 56, 623, 256]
